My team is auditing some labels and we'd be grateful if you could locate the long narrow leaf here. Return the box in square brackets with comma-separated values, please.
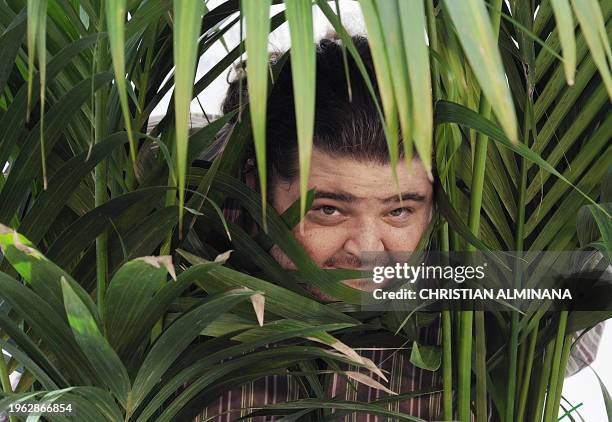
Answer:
[398, 0, 433, 176]
[173, 0, 205, 233]
[284, 0, 316, 223]
[242, 0, 272, 228]
[130, 289, 255, 410]
[358, 0, 400, 178]
[27, 0, 49, 189]
[60, 277, 130, 407]
[443, 0, 518, 142]
[551, 0, 577, 84]
[571, 0, 612, 98]
[105, 0, 137, 162]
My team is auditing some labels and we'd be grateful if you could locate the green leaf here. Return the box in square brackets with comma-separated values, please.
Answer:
[178, 249, 358, 325]
[410, 341, 441, 371]
[244, 398, 428, 422]
[0, 226, 100, 327]
[0, 339, 57, 390]
[104, 256, 174, 357]
[173, 0, 205, 233]
[280, 188, 315, 228]
[130, 289, 255, 410]
[434, 100, 605, 213]
[18, 132, 135, 244]
[0, 33, 103, 175]
[26, 0, 47, 115]
[26, 0, 49, 188]
[571, 0, 612, 98]
[550, 0, 576, 84]
[0, 72, 113, 225]
[434, 181, 495, 252]
[0, 312, 68, 388]
[284, 0, 316, 223]
[398, 0, 433, 176]
[136, 321, 353, 422]
[45, 187, 168, 268]
[374, 0, 412, 172]
[0, 271, 96, 385]
[242, 0, 272, 228]
[157, 347, 359, 422]
[576, 205, 601, 248]
[358, 0, 400, 175]
[105, 0, 137, 163]
[60, 277, 130, 407]
[586, 204, 612, 261]
[0, 9, 26, 96]
[442, 0, 518, 142]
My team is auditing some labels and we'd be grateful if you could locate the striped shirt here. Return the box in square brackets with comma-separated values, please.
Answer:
[195, 317, 447, 422]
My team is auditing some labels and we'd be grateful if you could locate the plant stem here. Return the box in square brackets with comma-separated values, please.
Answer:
[542, 312, 569, 422]
[551, 333, 573, 421]
[95, 13, 109, 322]
[506, 128, 529, 422]
[442, 310, 453, 420]
[457, 310, 473, 422]
[533, 336, 554, 421]
[516, 324, 539, 422]
[462, 1, 503, 419]
[474, 310, 487, 421]
[426, 2, 453, 419]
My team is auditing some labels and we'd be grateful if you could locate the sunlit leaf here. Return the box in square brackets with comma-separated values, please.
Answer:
[173, 0, 205, 233]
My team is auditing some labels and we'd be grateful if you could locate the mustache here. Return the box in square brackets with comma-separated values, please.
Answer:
[322, 254, 391, 269]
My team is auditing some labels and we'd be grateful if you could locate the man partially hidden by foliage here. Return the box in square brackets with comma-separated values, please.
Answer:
[195, 35, 442, 422]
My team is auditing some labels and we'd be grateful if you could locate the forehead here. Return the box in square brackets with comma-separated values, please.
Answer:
[275, 148, 433, 202]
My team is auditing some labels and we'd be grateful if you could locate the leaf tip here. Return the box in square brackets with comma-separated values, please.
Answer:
[214, 250, 233, 263]
[250, 293, 265, 326]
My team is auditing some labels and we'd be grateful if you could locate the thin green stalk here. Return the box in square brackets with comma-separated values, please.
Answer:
[474, 311, 487, 421]
[533, 333, 555, 422]
[457, 310, 473, 422]
[426, 0, 441, 98]
[551, 333, 573, 421]
[0, 351, 16, 422]
[542, 311, 568, 422]
[95, 14, 109, 322]
[160, 129, 177, 256]
[442, 310, 453, 420]
[506, 131, 529, 422]
[517, 335, 527, 392]
[516, 324, 539, 422]
[426, 2, 453, 418]
[463, 1, 503, 419]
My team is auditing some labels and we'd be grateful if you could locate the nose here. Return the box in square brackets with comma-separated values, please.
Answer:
[343, 218, 385, 256]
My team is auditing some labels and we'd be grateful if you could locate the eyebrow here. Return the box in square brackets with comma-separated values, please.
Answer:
[313, 190, 426, 204]
[381, 192, 426, 203]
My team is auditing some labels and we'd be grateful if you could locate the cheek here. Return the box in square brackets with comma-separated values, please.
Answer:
[293, 225, 347, 265]
[383, 213, 432, 251]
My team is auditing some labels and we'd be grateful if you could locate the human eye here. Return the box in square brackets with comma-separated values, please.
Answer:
[312, 205, 341, 216]
[387, 207, 413, 218]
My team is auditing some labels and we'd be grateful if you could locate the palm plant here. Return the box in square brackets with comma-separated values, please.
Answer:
[0, 0, 610, 421]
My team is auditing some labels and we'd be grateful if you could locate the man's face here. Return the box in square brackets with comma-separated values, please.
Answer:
[269, 148, 434, 292]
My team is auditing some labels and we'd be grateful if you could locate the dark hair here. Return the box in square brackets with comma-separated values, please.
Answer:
[221, 35, 418, 195]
